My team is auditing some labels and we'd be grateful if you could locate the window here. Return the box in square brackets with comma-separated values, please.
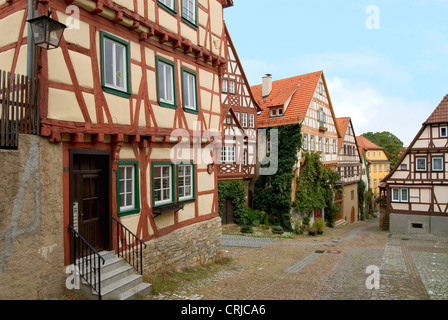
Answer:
[182, 68, 198, 113]
[391, 188, 409, 203]
[243, 150, 248, 166]
[373, 165, 377, 172]
[157, 57, 176, 108]
[310, 136, 315, 151]
[177, 163, 194, 202]
[222, 79, 228, 93]
[400, 164, 408, 170]
[228, 80, 235, 94]
[101, 32, 130, 97]
[432, 156, 444, 172]
[373, 151, 376, 158]
[333, 139, 337, 153]
[440, 126, 447, 138]
[416, 157, 427, 172]
[379, 151, 382, 158]
[271, 109, 277, 117]
[221, 145, 235, 163]
[249, 114, 255, 128]
[367, 151, 371, 158]
[182, 0, 197, 27]
[241, 113, 248, 128]
[235, 112, 240, 121]
[158, 0, 176, 14]
[278, 108, 283, 115]
[318, 108, 325, 126]
[379, 164, 382, 172]
[117, 161, 140, 216]
[318, 137, 322, 152]
[152, 162, 174, 207]
[303, 134, 308, 151]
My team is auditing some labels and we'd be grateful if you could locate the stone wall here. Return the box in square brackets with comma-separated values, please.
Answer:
[143, 217, 223, 275]
[0, 134, 64, 299]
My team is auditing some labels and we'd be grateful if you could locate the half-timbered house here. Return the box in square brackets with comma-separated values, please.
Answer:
[251, 71, 341, 221]
[0, 0, 233, 299]
[383, 94, 448, 234]
[218, 24, 260, 224]
[335, 117, 362, 224]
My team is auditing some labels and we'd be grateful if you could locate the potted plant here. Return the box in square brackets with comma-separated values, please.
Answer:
[271, 225, 284, 235]
[302, 216, 310, 232]
[307, 224, 316, 236]
[314, 217, 324, 235]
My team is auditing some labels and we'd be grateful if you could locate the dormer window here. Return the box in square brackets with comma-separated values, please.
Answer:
[278, 108, 283, 115]
[271, 109, 277, 117]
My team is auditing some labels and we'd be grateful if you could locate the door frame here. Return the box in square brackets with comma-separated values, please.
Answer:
[69, 149, 112, 260]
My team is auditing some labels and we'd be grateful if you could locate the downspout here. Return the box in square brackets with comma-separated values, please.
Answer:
[26, 0, 36, 77]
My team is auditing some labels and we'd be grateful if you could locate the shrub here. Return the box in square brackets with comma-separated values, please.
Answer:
[314, 217, 324, 232]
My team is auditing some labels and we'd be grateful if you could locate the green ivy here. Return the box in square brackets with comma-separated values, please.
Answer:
[253, 124, 302, 231]
[218, 180, 246, 225]
[295, 151, 341, 227]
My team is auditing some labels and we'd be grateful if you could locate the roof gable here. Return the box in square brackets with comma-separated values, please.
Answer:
[424, 94, 448, 124]
[252, 71, 340, 138]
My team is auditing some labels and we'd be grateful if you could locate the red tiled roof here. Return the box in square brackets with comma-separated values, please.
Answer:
[356, 135, 384, 151]
[336, 117, 350, 153]
[251, 71, 323, 128]
[424, 94, 448, 124]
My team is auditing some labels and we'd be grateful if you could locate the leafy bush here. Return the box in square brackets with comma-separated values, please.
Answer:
[314, 217, 324, 232]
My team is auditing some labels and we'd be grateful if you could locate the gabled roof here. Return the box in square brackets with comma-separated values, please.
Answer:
[251, 71, 323, 127]
[424, 94, 448, 124]
[356, 136, 385, 151]
[336, 117, 350, 153]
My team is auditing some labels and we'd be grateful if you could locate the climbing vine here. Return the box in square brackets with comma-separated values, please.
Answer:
[295, 151, 341, 227]
[253, 123, 302, 231]
[218, 180, 246, 225]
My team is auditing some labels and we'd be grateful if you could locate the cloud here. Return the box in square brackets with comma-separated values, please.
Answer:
[326, 77, 434, 146]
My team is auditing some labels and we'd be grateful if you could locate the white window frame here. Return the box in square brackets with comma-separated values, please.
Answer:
[182, 0, 196, 25]
[119, 165, 135, 212]
[157, 58, 175, 106]
[153, 164, 173, 207]
[103, 35, 128, 93]
[303, 134, 308, 151]
[222, 79, 228, 93]
[221, 145, 236, 164]
[310, 136, 315, 151]
[241, 113, 248, 128]
[333, 139, 337, 154]
[249, 114, 255, 128]
[325, 139, 329, 153]
[228, 80, 236, 94]
[392, 188, 409, 203]
[182, 69, 197, 112]
[432, 156, 444, 172]
[159, 0, 175, 11]
[416, 157, 427, 172]
[440, 126, 447, 138]
[177, 164, 194, 202]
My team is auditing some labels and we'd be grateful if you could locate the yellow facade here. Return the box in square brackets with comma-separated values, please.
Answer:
[365, 149, 390, 196]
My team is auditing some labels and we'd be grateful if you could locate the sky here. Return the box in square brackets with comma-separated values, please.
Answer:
[224, 0, 448, 146]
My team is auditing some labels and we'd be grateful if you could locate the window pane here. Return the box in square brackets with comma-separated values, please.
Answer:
[104, 39, 114, 86]
[433, 158, 443, 171]
[401, 189, 408, 202]
[115, 44, 125, 89]
[417, 158, 426, 170]
[392, 189, 399, 202]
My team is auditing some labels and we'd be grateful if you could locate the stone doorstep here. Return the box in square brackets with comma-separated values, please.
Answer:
[78, 251, 152, 300]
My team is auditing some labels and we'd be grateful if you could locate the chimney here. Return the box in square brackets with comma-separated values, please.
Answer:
[262, 74, 272, 98]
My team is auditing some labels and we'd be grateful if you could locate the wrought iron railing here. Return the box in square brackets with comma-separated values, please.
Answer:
[0, 70, 39, 149]
[113, 217, 146, 275]
[68, 226, 106, 300]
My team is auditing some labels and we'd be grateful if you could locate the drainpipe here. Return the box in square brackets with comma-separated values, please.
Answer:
[27, 0, 36, 77]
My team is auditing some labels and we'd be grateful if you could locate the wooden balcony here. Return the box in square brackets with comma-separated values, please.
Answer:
[0, 70, 39, 149]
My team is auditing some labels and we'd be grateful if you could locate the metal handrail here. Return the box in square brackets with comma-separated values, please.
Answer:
[113, 217, 147, 275]
[68, 226, 106, 300]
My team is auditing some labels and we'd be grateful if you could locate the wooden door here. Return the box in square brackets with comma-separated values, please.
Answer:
[70, 151, 111, 253]
[222, 198, 235, 225]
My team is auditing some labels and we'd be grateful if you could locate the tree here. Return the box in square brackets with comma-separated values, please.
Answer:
[361, 131, 404, 169]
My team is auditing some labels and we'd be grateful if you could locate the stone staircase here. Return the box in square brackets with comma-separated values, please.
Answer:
[381, 214, 390, 232]
[334, 219, 348, 227]
[78, 251, 152, 300]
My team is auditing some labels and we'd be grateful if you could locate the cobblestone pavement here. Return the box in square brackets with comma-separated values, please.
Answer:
[155, 218, 448, 300]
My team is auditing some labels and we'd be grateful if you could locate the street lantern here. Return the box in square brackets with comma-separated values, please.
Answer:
[27, 13, 67, 50]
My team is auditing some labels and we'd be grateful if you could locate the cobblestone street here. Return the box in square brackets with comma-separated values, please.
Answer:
[153, 218, 448, 301]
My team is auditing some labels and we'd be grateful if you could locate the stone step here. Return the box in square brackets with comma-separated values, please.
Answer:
[76, 252, 152, 300]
